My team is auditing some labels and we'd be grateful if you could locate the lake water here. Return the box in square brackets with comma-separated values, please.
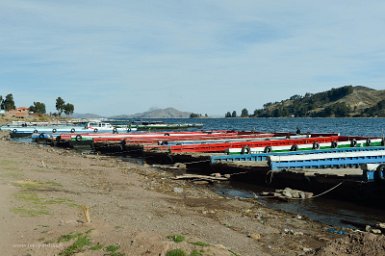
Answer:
[111, 117, 385, 137]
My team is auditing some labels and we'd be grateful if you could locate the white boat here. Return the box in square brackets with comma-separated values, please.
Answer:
[2, 121, 137, 137]
[85, 122, 137, 133]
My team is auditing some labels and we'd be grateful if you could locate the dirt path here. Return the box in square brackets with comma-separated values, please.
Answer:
[0, 134, 355, 256]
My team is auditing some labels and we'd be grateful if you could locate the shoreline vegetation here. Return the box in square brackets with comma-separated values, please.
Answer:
[0, 94, 74, 118]
[1, 132, 385, 255]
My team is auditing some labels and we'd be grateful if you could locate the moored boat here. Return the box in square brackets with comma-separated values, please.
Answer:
[226, 137, 383, 154]
[268, 149, 385, 170]
[2, 121, 138, 137]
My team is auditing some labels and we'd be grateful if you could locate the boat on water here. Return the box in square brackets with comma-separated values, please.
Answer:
[139, 134, 342, 153]
[2, 125, 83, 137]
[1, 121, 138, 137]
[225, 137, 383, 154]
[84, 122, 137, 133]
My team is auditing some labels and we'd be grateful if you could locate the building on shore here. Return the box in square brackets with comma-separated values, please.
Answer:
[6, 107, 30, 119]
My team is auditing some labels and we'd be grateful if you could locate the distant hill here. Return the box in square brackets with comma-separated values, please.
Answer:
[253, 86, 385, 117]
[111, 107, 193, 118]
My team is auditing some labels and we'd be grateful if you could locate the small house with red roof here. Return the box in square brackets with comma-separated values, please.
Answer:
[7, 107, 30, 119]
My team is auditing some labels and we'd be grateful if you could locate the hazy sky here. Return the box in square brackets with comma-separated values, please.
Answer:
[1, 1, 385, 116]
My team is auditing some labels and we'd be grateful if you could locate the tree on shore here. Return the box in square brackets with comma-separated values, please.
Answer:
[64, 103, 74, 116]
[0, 96, 3, 110]
[231, 111, 237, 117]
[56, 97, 75, 116]
[55, 97, 65, 116]
[241, 108, 249, 117]
[29, 102, 46, 114]
[225, 112, 231, 118]
[4, 94, 16, 111]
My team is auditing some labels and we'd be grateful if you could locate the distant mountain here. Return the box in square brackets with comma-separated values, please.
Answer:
[111, 107, 193, 118]
[252, 85, 385, 117]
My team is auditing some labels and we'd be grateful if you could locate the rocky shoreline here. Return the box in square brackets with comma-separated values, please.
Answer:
[0, 133, 384, 255]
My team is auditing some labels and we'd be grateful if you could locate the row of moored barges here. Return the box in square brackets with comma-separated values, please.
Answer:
[4, 121, 385, 207]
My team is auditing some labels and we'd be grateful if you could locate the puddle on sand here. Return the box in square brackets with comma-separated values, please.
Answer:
[212, 182, 385, 228]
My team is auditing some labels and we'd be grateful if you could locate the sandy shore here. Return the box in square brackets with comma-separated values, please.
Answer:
[1, 132, 384, 256]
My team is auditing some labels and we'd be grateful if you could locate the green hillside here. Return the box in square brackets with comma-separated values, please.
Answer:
[252, 86, 385, 117]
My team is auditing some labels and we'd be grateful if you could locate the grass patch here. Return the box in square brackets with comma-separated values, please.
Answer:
[15, 191, 75, 206]
[166, 249, 187, 256]
[16, 191, 43, 204]
[46, 197, 78, 207]
[59, 234, 91, 256]
[58, 232, 83, 243]
[105, 244, 120, 252]
[13, 191, 77, 215]
[57, 231, 124, 256]
[90, 242, 103, 251]
[11, 206, 49, 217]
[190, 250, 204, 256]
[167, 234, 185, 243]
[105, 244, 124, 256]
[191, 241, 209, 247]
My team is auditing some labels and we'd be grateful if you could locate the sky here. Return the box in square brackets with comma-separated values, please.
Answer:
[1, 1, 385, 116]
